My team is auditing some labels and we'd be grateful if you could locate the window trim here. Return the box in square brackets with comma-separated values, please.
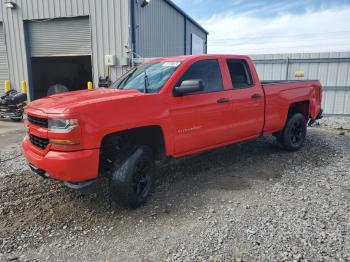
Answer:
[173, 59, 225, 96]
[226, 59, 254, 89]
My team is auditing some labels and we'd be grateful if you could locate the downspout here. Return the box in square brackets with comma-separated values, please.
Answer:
[285, 57, 290, 80]
[130, 0, 137, 66]
[183, 16, 187, 55]
[205, 33, 208, 54]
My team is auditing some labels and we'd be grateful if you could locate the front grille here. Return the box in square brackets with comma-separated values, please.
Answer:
[28, 115, 48, 128]
[29, 134, 49, 150]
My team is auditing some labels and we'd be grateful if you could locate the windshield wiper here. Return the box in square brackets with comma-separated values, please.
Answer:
[144, 70, 149, 94]
[116, 67, 137, 89]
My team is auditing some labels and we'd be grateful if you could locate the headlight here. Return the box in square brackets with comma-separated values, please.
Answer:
[48, 118, 78, 133]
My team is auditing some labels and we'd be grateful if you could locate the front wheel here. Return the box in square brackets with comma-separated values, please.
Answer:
[109, 145, 154, 209]
[278, 113, 307, 151]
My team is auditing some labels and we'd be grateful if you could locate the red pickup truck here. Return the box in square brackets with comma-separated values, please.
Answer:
[23, 54, 323, 208]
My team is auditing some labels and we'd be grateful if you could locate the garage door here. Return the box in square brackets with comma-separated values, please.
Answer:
[0, 23, 9, 96]
[28, 17, 91, 57]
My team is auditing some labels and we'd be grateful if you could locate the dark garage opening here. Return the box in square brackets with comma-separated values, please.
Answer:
[31, 56, 92, 100]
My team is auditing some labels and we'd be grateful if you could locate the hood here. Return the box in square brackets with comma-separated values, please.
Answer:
[27, 88, 143, 114]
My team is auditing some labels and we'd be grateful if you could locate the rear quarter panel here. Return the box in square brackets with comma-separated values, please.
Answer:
[263, 81, 322, 133]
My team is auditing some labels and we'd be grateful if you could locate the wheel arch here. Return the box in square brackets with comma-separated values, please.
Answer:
[288, 100, 310, 120]
[100, 125, 168, 163]
[274, 100, 310, 138]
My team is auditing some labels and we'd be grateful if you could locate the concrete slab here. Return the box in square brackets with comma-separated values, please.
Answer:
[0, 119, 25, 134]
[0, 119, 25, 150]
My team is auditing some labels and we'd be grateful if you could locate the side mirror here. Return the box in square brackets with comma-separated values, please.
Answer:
[174, 80, 204, 96]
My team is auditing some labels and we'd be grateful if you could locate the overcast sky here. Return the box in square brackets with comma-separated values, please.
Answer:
[172, 0, 350, 54]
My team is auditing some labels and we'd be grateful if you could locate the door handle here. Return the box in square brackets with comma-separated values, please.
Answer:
[251, 93, 263, 99]
[217, 98, 230, 103]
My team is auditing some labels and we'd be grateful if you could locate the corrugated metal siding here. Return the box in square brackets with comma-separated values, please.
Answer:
[135, 0, 185, 57]
[252, 54, 289, 80]
[185, 19, 207, 55]
[0, 0, 130, 99]
[1, 0, 29, 98]
[0, 4, 3, 22]
[135, 0, 208, 57]
[20, 0, 90, 19]
[0, 23, 9, 96]
[28, 17, 91, 57]
[251, 52, 350, 115]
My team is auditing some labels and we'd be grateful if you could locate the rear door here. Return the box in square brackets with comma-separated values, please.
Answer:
[170, 59, 234, 156]
[224, 59, 265, 141]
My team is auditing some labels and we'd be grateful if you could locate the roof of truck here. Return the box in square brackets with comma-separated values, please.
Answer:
[148, 54, 250, 63]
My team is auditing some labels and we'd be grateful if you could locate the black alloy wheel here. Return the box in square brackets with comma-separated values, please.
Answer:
[279, 112, 307, 151]
[132, 158, 152, 199]
[110, 145, 154, 209]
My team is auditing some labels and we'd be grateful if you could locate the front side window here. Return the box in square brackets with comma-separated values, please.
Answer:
[226, 59, 253, 88]
[113, 62, 181, 93]
[178, 59, 223, 93]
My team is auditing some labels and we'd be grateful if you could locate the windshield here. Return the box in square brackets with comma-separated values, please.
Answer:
[112, 62, 181, 93]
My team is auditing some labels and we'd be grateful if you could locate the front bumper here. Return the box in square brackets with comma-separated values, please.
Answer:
[22, 137, 100, 183]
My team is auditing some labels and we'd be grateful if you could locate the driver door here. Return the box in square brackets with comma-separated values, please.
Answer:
[170, 59, 234, 156]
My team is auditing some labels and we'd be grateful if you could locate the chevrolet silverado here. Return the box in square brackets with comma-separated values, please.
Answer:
[23, 54, 323, 208]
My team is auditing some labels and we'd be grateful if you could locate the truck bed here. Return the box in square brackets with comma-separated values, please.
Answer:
[261, 79, 322, 134]
[261, 80, 318, 85]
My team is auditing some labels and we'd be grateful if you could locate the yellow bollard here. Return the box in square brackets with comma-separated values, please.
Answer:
[4, 80, 10, 93]
[21, 81, 27, 94]
[87, 81, 93, 90]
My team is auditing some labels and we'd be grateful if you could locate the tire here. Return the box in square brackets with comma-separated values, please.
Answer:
[109, 145, 154, 209]
[278, 113, 307, 151]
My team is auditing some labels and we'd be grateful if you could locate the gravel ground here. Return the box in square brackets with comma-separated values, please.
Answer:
[0, 117, 349, 261]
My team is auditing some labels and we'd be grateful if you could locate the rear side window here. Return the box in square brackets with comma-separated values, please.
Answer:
[179, 59, 223, 93]
[226, 59, 253, 88]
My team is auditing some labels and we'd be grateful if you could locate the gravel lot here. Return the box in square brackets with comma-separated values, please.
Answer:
[0, 117, 349, 261]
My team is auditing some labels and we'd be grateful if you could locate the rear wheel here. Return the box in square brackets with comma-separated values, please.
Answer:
[278, 113, 307, 151]
[109, 145, 154, 209]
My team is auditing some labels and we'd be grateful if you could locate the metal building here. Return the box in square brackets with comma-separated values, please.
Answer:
[251, 52, 350, 115]
[0, 0, 208, 99]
